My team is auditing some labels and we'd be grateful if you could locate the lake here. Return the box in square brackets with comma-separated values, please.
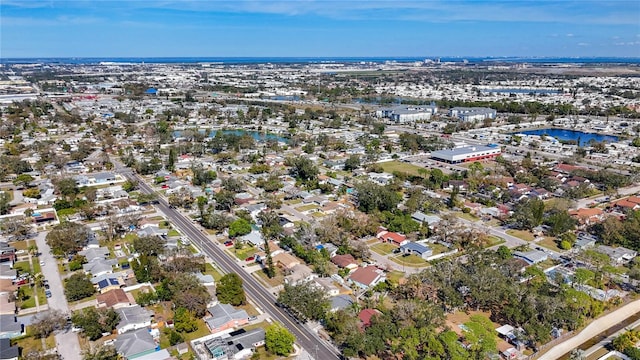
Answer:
[173, 129, 288, 143]
[513, 128, 619, 146]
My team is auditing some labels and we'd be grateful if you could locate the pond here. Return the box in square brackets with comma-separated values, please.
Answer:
[513, 128, 618, 146]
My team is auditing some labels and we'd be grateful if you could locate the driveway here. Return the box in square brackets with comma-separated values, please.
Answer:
[34, 231, 81, 360]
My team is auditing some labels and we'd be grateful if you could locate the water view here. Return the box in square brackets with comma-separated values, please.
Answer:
[514, 128, 619, 146]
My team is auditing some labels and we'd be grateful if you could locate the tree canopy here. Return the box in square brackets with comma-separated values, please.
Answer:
[265, 323, 296, 356]
[46, 221, 90, 256]
[216, 273, 246, 306]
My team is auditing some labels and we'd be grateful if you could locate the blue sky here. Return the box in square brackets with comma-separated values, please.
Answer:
[1, 0, 639, 58]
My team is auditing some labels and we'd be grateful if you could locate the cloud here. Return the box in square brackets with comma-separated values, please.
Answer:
[577, 42, 590, 46]
[566, 33, 574, 37]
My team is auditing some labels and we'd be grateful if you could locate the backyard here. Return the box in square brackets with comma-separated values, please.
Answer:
[390, 254, 429, 267]
[506, 229, 535, 241]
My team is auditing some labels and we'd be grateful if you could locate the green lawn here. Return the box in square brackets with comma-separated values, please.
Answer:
[182, 319, 214, 342]
[311, 212, 325, 218]
[32, 260, 41, 274]
[537, 237, 563, 253]
[19, 286, 36, 309]
[36, 286, 46, 306]
[13, 261, 31, 274]
[167, 229, 180, 237]
[11, 240, 28, 250]
[296, 204, 319, 212]
[285, 199, 302, 205]
[485, 236, 505, 248]
[371, 243, 397, 255]
[232, 246, 257, 261]
[253, 269, 285, 287]
[204, 263, 224, 282]
[506, 229, 535, 241]
[391, 254, 429, 267]
[378, 160, 427, 177]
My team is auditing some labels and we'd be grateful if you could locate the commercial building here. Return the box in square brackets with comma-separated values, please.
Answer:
[449, 107, 497, 122]
[430, 145, 501, 164]
[376, 105, 437, 123]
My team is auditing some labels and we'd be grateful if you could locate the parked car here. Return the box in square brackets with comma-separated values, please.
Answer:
[245, 256, 255, 262]
[45, 290, 52, 298]
[224, 241, 233, 247]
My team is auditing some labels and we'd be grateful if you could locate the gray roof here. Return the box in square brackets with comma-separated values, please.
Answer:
[431, 145, 497, 157]
[0, 315, 21, 336]
[240, 231, 263, 247]
[83, 259, 117, 276]
[400, 242, 431, 255]
[330, 295, 354, 311]
[205, 304, 248, 330]
[513, 250, 548, 265]
[117, 305, 153, 330]
[0, 338, 19, 359]
[203, 328, 265, 357]
[411, 211, 441, 225]
[115, 328, 156, 358]
[93, 172, 116, 181]
[78, 247, 110, 261]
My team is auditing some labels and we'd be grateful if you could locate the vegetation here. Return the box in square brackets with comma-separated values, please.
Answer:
[216, 273, 246, 306]
[71, 307, 120, 340]
[265, 323, 296, 356]
[65, 272, 95, 301]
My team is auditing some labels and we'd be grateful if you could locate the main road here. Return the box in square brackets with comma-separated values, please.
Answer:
[117, 167, 340, 360]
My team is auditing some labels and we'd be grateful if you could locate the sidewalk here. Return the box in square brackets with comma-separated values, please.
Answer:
[537, 299, 640, 360]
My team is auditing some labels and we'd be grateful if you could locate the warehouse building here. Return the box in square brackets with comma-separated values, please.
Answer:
[448, 107, 497, 122]
[376, 104, 437, 123]
[430, 145, 501, 163]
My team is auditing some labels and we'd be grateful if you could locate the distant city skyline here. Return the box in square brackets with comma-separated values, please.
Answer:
[1, 0, 639, 58]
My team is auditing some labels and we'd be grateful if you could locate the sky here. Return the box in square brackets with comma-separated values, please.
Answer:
[1, 0, 639, 58]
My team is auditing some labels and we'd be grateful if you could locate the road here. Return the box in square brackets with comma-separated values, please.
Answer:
[118, 168, 341, 360]
[574, 183, 640, 209]
[34, 231, 81, 360]
[537, 298, 640, 360]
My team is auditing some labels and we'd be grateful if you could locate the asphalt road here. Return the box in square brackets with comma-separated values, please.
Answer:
[34, 231, 81, 360]
[120, 169, 341, 360]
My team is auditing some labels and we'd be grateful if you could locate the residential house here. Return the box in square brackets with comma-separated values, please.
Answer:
[96, 277, 122, 294]
[0, 315, 23, 339]
[116, 305, 154, 334]
[83, 258, 117, 278]
[79, 247, 110, 262]
[0, 244, 16, 265]
[272, 253, 301, 270]
[0, 338, 18, 360]
[399, 242, 433, 260]
[348, 266, 386, 289]
[595, 245, 637, 265]
[569, 208, 605, 225]
[513, 250, 548, 265]
[96, 289, 135, 309]
[201, 328, 265, 360]
[312, 277, 340, 297]
[284, 264, 315, 285]
[376, 229, 408, 247]
[0, 294, 16, 316]
[115, 328, 158, 359]
[330, 254, 359, 271]
[411, 211, 441, 228]
[329, 295, 354, 312]
[358, 309, 381, 329]
[240, 231, 263, 247]
[204, 303, 249, 334]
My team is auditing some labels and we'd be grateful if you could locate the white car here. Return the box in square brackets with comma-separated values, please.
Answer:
[39, 261, 45, 266]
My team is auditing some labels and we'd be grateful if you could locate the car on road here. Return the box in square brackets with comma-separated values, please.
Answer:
[39, 261, 45, 266]
[245, 256, 255, 262]
[45, 290, 52, 298]
[224, 241, 233, 247]
[248, 315, 258, 321]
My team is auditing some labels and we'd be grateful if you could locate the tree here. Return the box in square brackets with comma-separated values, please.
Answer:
[82, 345, 117, 360]
[508, 198, 545, 230]
[463, 315, 497, 359]
[277, 282, 329, 322]
[122, 180, 138, 192]
[216, 273, 246, 306]
[228, 218, 251, 238]
[344, 154, 361, 171]
[65, 272, 95, 301]
[265, 323, 296, 356]
[13, 174, 34, 188]
[54, 177, 79, 199]
[214, 189, 235, 211]
[71, 307, 120, 340]
[354, 181, 402, 213]
[46, 222, 90, 256]
[31, 310, 67, 338]
[287, 157, 318, 182]
[0, 192, 10, 215]
[133, 235, 166, 256]
[173, 307, 198, 333]
[23, 188, 40, 198]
